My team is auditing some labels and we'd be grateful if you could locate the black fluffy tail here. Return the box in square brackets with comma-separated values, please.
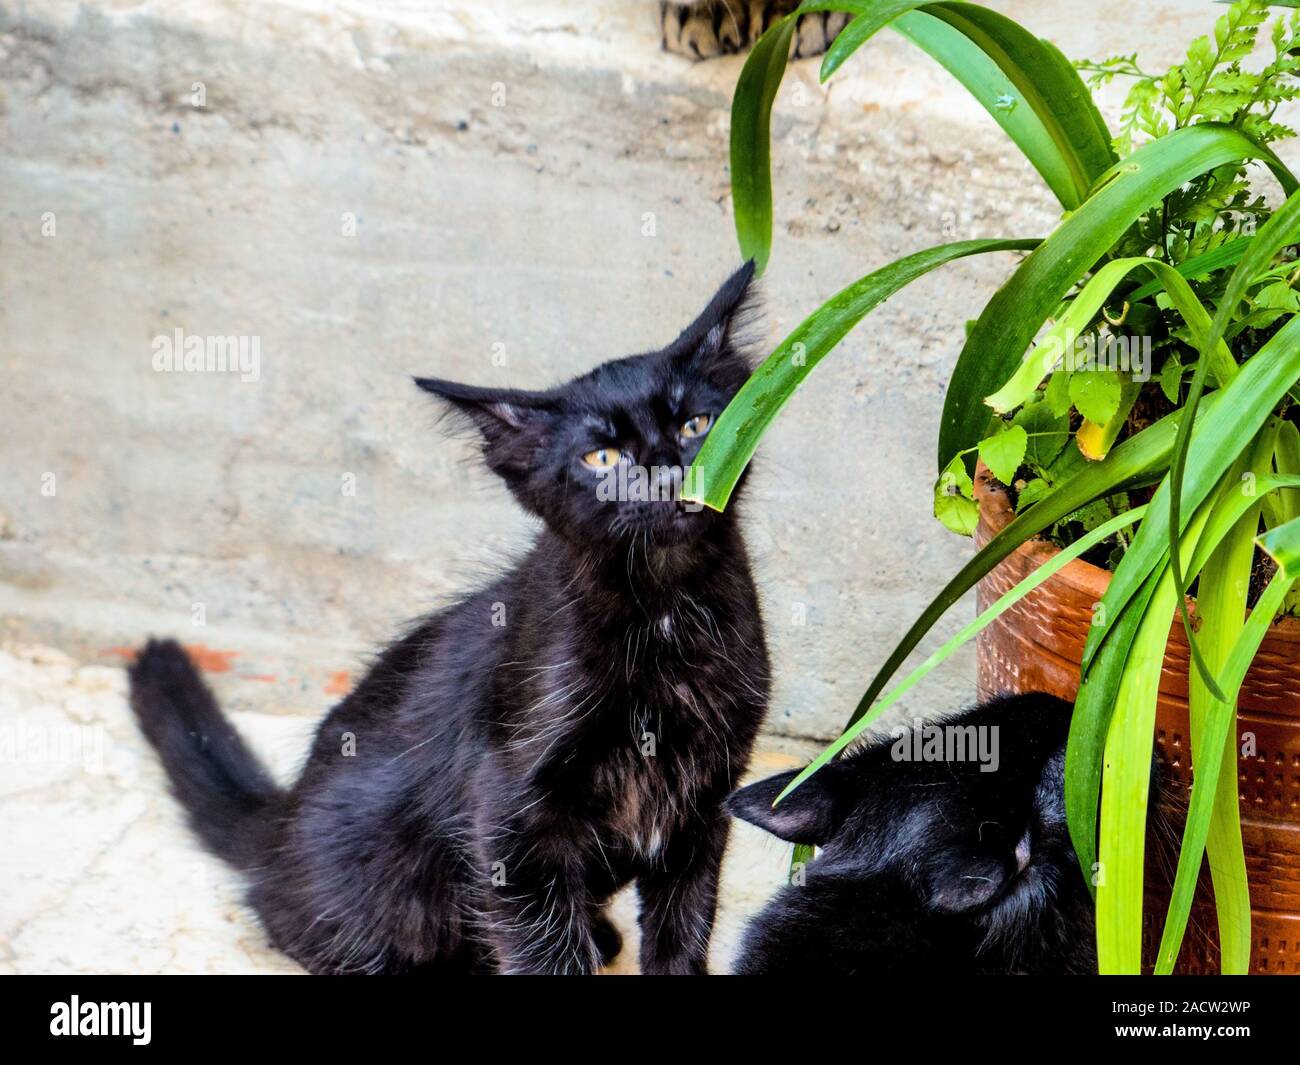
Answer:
[128, 638, 281, 869]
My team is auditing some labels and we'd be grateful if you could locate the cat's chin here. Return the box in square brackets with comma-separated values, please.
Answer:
[651, 504, 715, 545]
[603, 502, 714, 546]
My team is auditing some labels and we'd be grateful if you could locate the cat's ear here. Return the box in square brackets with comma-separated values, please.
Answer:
[413, 378, 555, 432]
[414, 377, 557, 477]
[725, 768, 841, 846]
[667, 260, 759, 373]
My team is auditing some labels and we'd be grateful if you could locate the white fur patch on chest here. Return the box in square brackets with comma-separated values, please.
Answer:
[637, 824, 666, 860]
[605, 754, 684, 863]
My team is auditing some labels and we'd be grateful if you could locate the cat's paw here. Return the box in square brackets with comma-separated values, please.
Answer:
[660, 1, 748, 60]
[659, 2, 851, 62]
[791, 10, 852, 60]
[592, 914, 624, 967]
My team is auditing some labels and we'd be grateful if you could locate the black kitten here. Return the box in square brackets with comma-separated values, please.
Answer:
[727, 694, 1099, 975]
[129, 264, 770, 975]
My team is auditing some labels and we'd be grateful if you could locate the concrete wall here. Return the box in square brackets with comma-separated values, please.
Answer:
[0, 0, 1234, 740]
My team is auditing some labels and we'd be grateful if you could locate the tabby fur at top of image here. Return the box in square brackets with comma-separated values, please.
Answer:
[659, 0, 851, 60]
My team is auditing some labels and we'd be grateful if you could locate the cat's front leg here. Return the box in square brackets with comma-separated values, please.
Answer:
[479, 833, 601, 975]
[635, 813, 729, 975]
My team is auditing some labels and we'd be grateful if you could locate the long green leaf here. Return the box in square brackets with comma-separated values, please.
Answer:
[1275, 420, 1300, 525]
[1126, 235, 1253, 303]
[683, 239, 1039, 510]
[1187, 470, 1300, 579]
[1075, 355, 1300, 916]
[1204, 574, 1293, 974]
[923, 3, 1116, 201]
[940, 124, 1296, 472]
[984, 256, 1236, 415]
[775, 504, 1149, 804]
[1096, 500, 1212, 973]
[1066, 471, 1300, 904]
[729, 0, 1113, 272]
[1082, 313, 1300, 681]
[807, 0, 1116, 207]
[1156, 433, 1274, 974]
[1096, 562, 1178, 974]
[1066, 565, 1162, 885]
[730, 15, 797, 274]
[847, 394, 1220, 739]
[1171, 539, 1254, 975]
[877, 9, 1082, 208]
[1167, 186, 1300, 699]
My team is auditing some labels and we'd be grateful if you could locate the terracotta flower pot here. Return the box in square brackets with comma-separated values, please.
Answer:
[973, 465, 1300, 974]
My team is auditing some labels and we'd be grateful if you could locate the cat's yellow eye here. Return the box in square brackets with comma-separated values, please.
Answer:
[680, 413, 712, 439]
[582, 447, 623, 470]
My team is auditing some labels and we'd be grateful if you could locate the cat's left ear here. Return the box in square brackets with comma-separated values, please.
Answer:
[726, 767, 842, 846]
[413, 377, 557, 477]
[667, 260, 759, 375]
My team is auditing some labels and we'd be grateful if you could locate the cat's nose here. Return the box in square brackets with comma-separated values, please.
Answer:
[652, 459, 682, 498]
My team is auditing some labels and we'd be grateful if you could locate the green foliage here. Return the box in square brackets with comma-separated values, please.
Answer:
[1069, 370, 1123, 424]
[1086, 0, 1300, 264]
[1091, 0, 1296, 151]
[698, 0, 1300, 975]
[934, 453, 979, 536]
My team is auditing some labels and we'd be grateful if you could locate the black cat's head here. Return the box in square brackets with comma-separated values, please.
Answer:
[415, 263, 757, 547]
[728, 694, 1089, 947]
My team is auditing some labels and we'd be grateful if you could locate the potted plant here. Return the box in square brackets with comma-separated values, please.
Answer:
[682, 0, 1300, 974]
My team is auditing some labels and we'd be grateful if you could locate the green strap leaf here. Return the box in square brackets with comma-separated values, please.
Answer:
[939, 123, 1296, 473]
[808, 0, 1116, 208]
[729, 0, 1116, 273]
[845, 395, 1216, 736]
[1066, 565, 1162, 885]
[1096, 499, 1213, 973]
[1188, 471, 1300, 580]
[1126, 235, 1253, 303]
[922, 3, 1116, 202]
[730, 14, 797, 274]
[1156, 446, 1274, 975]
[1275, 420, 1300, 526]
[882, 9, 1085, 209]
[775, 504, 1149, 805]
[1167, 185, 1300, 702]
[1066, 469, 1300, 913]
[984, 256, 1237, 416]
[1082, 313, 1300, 679]
[1208, 574, 1294, 973]
[1096, 566, 1180, 973]
[683, 239, 1040, 511]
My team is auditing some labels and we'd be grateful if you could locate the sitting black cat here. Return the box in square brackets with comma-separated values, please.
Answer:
[129, 264, 770, 975]
[727, 693, 1102, 975]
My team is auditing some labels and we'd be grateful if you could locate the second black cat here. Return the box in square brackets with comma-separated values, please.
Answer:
[728, 694, 1102, 975]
